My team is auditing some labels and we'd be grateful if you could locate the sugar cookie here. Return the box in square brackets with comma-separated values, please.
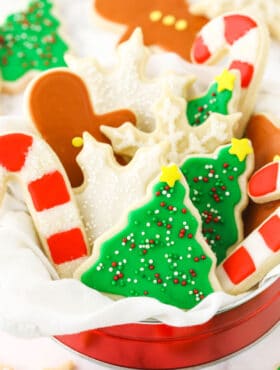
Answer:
[103, 12, 268, 161]
[92, 0, 208, 61]
[191, 12, 269, 134]
[217, 208, 280, 294]
[190, 0, 280, 40]
[181, 139, 254, 264]
[75, 165, 220, 310]
[26, 68, 136, 187]
[75, 133, 169, 244]
[0, 0, 69, 93]
[248, 158, 280, 204]
[65, 29, 190, 133]
[244, 114, 280, 235]
[0, 130, 89, 278]
[217, 156, 280, 293]
[102, 91, 241, 164]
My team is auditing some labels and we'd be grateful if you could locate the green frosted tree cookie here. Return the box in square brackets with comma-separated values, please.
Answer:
[186, 69, 236, 127]
[0, 0, 68, 86]
[180, 139, 254, 264]
[79, 165, 219, 310]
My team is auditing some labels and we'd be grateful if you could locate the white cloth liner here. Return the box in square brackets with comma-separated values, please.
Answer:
[0, 190, 279, 338]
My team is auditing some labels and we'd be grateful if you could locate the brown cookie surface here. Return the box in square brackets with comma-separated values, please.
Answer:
[94, 0, 208, 61]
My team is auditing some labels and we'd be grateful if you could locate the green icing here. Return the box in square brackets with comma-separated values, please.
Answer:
[0, 0, 68, 82]
[81, 179, 215, 309]
[180, 145, 247, 264]
[186, 82, 233, 126]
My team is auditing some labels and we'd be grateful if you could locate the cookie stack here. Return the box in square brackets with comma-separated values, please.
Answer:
[0, 0, 279, 311]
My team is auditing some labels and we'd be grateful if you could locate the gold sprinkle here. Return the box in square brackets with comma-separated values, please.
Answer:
[149, 10, 162, 22]
[175, 19, 188, 31]
[162, 15, 176, 26]
[273, 154, 280, 162]
[72, 136, 84, 148]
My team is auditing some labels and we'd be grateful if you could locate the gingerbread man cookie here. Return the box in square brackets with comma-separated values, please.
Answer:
[190, 0, 280, 40]
[26, 68, 136, 187]
[0, 128, 89, 278]
[93, 0, 208, 62]
[243, 114, 280, 234]
[0, 0, 69, 93]
[103, 12, 268, 161]
[191, 12, 269, 133]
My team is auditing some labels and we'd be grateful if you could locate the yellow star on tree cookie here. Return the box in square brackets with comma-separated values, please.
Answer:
[160, 164, 182, 187]
[215, 69, 236, 92]
[229, 138, 253, 161]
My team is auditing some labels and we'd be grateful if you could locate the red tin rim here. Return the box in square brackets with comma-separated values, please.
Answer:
[55, 277, 280, 369]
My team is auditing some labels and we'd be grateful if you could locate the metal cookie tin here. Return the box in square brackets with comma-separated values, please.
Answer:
[55, 277, 280, 369]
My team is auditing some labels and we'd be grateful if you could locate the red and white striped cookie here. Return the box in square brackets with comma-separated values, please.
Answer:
[248, 158, 280, 203]
[0, 132, 89, 278]
[191, 12, 269, 134]
[217, 208, 280, 294]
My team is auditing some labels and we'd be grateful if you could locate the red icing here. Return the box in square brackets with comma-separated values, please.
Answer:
[28, 171, 70, 212]
[229, 61, 254, 88]
[47, 228, 88, 264]
[224, 15, 257, 45]
[258, 215, 280, 252]
[192, 35, 211, 63]
[248, 162, 279, 198]
[0, 134, 33, 172]
[223, 247, 256, 284]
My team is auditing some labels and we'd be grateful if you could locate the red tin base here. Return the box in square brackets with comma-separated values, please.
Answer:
[56, 278, 280, 369]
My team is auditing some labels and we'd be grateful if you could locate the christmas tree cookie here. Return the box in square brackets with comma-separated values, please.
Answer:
[75, 165, 220, 309]
[186, 69, 239, 127]
[180, 139, 254, 264]
[0, 0, 68, 93]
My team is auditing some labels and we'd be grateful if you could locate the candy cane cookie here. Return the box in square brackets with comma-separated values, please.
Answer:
[0, 131, 89, 278]
[191, 12, 269, 135]
[248, 158, 280, 204]
[217, 162, 280, 294]
[217, 208, 280, 294]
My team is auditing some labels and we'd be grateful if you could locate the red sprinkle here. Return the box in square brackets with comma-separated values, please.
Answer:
[160, 202, 166, 207]
[194, 257, 200, 262]
[181, 208, 187, 214]
[111, 262, 118, 267]
[173, 279, 179, 284]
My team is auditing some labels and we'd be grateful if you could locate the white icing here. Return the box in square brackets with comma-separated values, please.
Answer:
[75, 133, 168, 244]
[66, 29, 189, 132]
[200, 16, 225, 56]
[231, 28, 259, 65]
[244, 231, 273, 268]
[34, 202, 83, 238]
[102, 91, 241, 164]
[21, 137, 61, 184]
